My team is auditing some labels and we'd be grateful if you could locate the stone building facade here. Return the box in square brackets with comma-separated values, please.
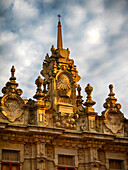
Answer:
[0, 17, 128, 170]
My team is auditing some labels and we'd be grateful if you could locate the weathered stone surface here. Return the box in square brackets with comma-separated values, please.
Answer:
[0, 17, 128, 170]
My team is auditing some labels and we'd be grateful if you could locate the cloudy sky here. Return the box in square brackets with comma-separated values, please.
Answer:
[0, 0, 128, 118]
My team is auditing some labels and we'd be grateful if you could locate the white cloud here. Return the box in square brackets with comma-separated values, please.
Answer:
[43, 0, 54, 3]
[86, 0, 104, 14]
[87, 28, 101, 44]
[65, 5, 87, 28]
[12, 0, 38, 20]
[0, 0, 14, 10]
[0, 31, 18, 45]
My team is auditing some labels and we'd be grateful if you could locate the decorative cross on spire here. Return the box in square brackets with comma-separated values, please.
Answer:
[58, 14, 61, 21]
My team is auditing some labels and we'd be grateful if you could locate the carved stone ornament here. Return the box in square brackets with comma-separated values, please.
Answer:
[98, 150, 106, 163]
[78, 149, 84, 162]
[80, 117, 88, 131]
[104, 109, 124, 134]
[47, 146, 54, 159]
[1, 93, 24, 122]
[24, 145, 30, 156]
[57, 73, 71, 97]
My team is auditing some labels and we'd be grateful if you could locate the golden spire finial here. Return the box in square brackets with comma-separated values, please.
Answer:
[57, 14, 63, 50]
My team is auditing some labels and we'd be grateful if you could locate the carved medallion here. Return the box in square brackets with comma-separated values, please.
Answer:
[1, 94, 24, 122]
[104, 109, 124, 134]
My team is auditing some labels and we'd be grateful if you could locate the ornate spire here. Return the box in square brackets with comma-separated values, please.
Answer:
[57, 14, 63, 50]
[33, 76, 44, 100]
[103, 84, 121, 110]
[84, 83, 96, 112]
[2, 66, 23, 96]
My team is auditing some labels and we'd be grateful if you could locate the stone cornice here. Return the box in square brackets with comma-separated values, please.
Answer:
[0, 122, 128, 145]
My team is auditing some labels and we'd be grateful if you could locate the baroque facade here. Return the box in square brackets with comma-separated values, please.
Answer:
[0, 17, 128, 170]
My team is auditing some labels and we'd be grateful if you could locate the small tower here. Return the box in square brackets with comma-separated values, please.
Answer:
[40, 16, 81, 129]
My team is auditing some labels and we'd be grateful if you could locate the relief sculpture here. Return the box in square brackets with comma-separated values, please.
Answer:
[1, 94, 24, 122]
[104, 110, 123, 134]
[57, 73, 71, 98]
